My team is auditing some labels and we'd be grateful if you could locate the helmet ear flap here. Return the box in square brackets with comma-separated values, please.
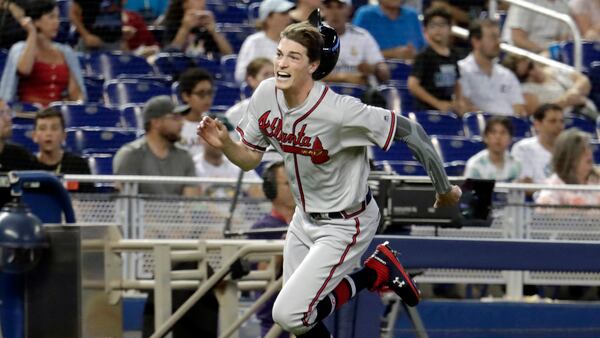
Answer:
[308, 9, 340, 80]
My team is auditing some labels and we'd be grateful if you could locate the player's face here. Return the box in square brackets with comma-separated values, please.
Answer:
[483, 123, 511, 155]
[0, 101, 12, 141]
[247, 64, 274, 90]
[183, 80, 213, 115]
[157, 113, 184, 143]
[33, 117, 65, 153]
[322, 2, 349, 32]
[576, 146, 594, 183]
[274, 166, 295, 208]
[274, 38, 319, 92]
[535, 109, 564, 140]
[425, 17, 450, 46]
[477, 25, 501, 59]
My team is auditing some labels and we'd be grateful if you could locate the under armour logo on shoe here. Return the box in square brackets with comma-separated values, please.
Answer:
[393, 277, 406, 288]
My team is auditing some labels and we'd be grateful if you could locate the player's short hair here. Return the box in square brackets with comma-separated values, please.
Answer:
[483, 116, 513, 137]
[468, 18, 499, 42]
[280, 22, 324, 63]
[423, 6, 452, 27]
[533, 103, 562, 122]
[34, 107, 65, 130]
[178, 68, 213, 96]
[246, 57, 272, 79]
[553, 128, 593, 184]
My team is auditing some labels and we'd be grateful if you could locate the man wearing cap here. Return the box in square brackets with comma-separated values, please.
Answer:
[321, 0, 390, 85]
[113, 95, 199, 196]
[234, 0, 294, 83]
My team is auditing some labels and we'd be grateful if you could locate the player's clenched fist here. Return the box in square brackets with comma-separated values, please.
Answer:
[434, 185, 462, 208]
[197, 115, 230, 149]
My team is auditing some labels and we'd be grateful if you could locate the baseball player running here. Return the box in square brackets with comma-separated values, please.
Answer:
[199, 13, 461, 338]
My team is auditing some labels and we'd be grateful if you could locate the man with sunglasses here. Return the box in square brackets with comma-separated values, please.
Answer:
[0, 100, 37, 173]
[177, 68, 215, 157]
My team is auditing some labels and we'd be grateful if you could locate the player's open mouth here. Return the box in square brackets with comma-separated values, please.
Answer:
[277, 72, 291, 79]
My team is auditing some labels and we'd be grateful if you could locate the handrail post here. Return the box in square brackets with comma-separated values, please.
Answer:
[154, 244, 173, 338]
[217, 245, 240, 338]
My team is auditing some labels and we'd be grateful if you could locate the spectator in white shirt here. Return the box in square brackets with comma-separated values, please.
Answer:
[234, 0, 294, 83]
[459, 19, 526, 116]
[320, 0, 390, 85]
[501, 0, 570, 54]
[511, 103, 565, 183]
[226, 57, 274, 128]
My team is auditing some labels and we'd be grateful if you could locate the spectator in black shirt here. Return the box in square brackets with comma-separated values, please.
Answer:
[161, 0, 232, 57]
[0, 99, 37, 173]
[408, 7, 464, 114]
[69, 0, 123, 50]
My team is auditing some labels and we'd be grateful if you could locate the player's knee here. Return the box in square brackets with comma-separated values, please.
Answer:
[272, 298, 309, 335]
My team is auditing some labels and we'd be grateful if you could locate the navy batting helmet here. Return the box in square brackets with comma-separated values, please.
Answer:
[308, 9, 340, 80]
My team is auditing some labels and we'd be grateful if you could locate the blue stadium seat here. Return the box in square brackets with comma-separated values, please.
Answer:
[248, 2, 260, 23]
[171, 82, 183, 104]
[55, 20, 75, 45]
[213, 81, 240, 107]
[463, 112, 532, 138]
[374, 160, 427, 176]
[564, 114, 596, 137]
[219, 24, 255, 54]
[0, 50, 7, 73]
[328, 83, 366, 99]
[591, 139, 600, 164]
[88, 52, 154, 79]
[10, 125, 36, 152]
[206, 3, 248, 24]
[560, 41, 600, 72]
[66, 128, 137, 154]
[589, 61, 600, 110]
[56, 0, 69, 18]
[371, 142, 414, 162]
[220, 54, 238, 83]
[210, 105, 229, 115]
[120, 104, 143, 129]
[444, 161, 466, 176]
[397, 86, 415, 113]
[154, 53, 195, 77]
[378, 86, 401, 112]
[86, 153, 115, 175]
[386, 59, 412, 84]
[240, 81, 253, 99]
[411, 111, 464, 136]
[196, 55, 223, 80]
[50, 103, 125, 128]
[104, 79, 171, 106]
[435, 136, 484, 162]
[83, 75, 105, 103]
[9, 102, 40, 125]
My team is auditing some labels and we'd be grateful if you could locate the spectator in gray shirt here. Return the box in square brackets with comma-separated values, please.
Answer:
[113, 95, 200, 196]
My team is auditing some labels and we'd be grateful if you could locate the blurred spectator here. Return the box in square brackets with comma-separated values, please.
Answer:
[70, 0, 123, 51]
[570, 0, 600, 40]
[0, 100, 37, 173]
[33, 107, 90, 175]
[177, 68, 214, 156]
[501, 0, 570, 54]
[536, 128, 600, 205]
[352, 0, 425, 61]
[502, 54, 598, 120]
[113, 95, 200, 196]
[512, 103, 564, 183]
[290, 0, 319, 22]
[459, 19, 526, 116]
[0, 0, 27, 50]
[161, 0, 232, 57]
[0, 0, 86, 106]
[464, 116, 522, 182]
[193, 133, 262, 198]
[428, 0, 491, 28]
[234, 0, 294, 83]
[226, 57, 274, 127]
[408, 6, 463, 113]
[248, 161, 294, 338]
[124, 0, 168, 21]
[122, 9, 160, 56]
[321, 0, 390, 85]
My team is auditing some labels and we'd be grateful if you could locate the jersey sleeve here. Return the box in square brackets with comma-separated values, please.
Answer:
[235, 81, 270, 152]
[339, 95, 397, 150]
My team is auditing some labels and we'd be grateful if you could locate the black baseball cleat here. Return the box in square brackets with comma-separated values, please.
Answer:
[364, 241, 421, 307]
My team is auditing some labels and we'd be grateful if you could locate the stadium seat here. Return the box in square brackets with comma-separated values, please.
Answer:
[379, 86, 401, 112]
[9, 102, 39, 125]
[560, 41, 600, 72]
[240, 81, 253, 99]
[213, 81, 240, 107]
[88, 52, 154, 79]
[328, 83, 366, 99]
[120, 104, 143, 129]
[444, 161, 466, 177]
[86, 153, 115, 175]
[220, 54, 238, 83]
[564, 114, 596, 137]
[397, 86, 415, 113]
[588, 61, 600, 110]
[196, 55, 223, 80]
[591, 139, 600, 164]
[219, 24, 255, 54]
[50, 103, 125, 128]
[386, 59, 412, 84]
[206, 3, 248, 24]
[104, 79, 171, 106]
[56, 0, 69, 18]
[171, 82, 183, 104]
[84, 75, 105, 103]
[411, 111, 464, 136]
[463, 112, 532, 138]
[374, 160, 427, 176]
[435, 136, 485, 162]
[66, 128, 137, 154]
[154, 53, 195, 78]
[248, 2, 260, 23]
[55, 20, 74, 45]
[371, 142, 414, 162]
[0, 50, 7, 74]
[10, 125, 36, 152]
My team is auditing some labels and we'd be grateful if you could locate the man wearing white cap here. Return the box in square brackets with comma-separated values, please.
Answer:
[234, 0, 294, 83]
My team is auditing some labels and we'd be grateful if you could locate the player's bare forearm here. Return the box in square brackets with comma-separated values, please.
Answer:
[222, 140, 263, 171]
[394, 115, 452, 194]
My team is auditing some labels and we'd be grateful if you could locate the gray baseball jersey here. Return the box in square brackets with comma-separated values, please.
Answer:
[237, 78, 396, 213]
